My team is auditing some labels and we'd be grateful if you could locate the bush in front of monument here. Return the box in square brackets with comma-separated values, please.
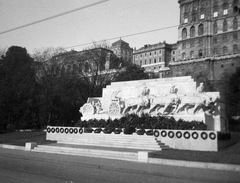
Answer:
[123, 126, 136, 134]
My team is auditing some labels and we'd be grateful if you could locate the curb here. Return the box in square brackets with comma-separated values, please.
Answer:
[0, 144, 25, 151]
[148, 158, 240, 172]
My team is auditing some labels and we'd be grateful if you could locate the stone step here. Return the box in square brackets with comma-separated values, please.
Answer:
[32, 144, 138, 161]
[56, 141, 161, 151]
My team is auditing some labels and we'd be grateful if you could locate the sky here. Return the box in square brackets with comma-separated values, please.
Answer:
[0, 0, 180, 53]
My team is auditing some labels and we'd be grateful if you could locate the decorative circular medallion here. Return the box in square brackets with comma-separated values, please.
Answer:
[153, 130, 160, 137]
[176, 131, 182, 138]
[184, 131, 190, 139]
[192, 132, 199, 139]
[47, 127, 51, 133]
[161, 130, 167, 137]
[51, 128, 55, 133]
[201, 132, 208, 140]
[79, 128, 83, 134]
[56, 128, 59, 133]
[209, 132, 216, 140]
[74, 128, 78, 134]
[60, 128, 64, 133]
[65, 128, 69, 134]
[168, 131, 174, 138]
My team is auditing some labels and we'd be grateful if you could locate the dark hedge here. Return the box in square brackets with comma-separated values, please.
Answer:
[76, 114, 207, 131]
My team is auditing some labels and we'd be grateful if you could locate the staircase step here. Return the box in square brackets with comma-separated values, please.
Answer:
[32, 144, 138, 161]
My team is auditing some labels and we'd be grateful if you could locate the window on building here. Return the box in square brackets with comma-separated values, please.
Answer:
[145, 60, 147, 64]
[199, 49, 203, 57]
[190, 26, 195, 37]
[199, 38, 203, 45]
[233, 17, 238, 30]
[233, 44, 239, 53]
[172, 57, 175, 62]
[190, 40, 195, 47]
[159, 57, 162, 62]
[213, 48, 218, 55]
[149, 59, 151, 64]
[150, 52, 152, 56]
[184, 18, 188, 23]
[223, 34, 228, 42]
[198, 24, 204, 36]
[213, 4, 218, 17]
[200, 14, 205, 19]
[223, 46, 228, 54]
[140, 61, 142, 65]
[233, 0, 239, 13]
[223, 19, 228, 32]
[182, 52, 186, 60]
[233, 33, 238, 40]
[182, 28, 187, 39]
[223, 2, 229, 15]
[192, 12, 197, 22]
[182, 42, 186, 49]
[190, 50, 194, 59]
[223, 9, 228, 15]
[213, 21, 218, 34]
[159, 50, 162, 54]
[213, 37, 218, 44]
[154, 58, 156, 63]
[172, 50, 175, 54]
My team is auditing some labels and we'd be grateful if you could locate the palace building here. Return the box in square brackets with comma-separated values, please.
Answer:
[176, 0, 240, 60]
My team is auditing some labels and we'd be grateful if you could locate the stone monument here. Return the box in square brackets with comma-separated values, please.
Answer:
[79, 76, 226, 131]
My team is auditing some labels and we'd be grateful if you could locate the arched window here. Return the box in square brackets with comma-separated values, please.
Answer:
[223, 19, 228, 32]
[182, 28, 187, 39]
[223, 46, 228, 54]
[198, 24, 204, 35]
[233, 17, 238, 30]
[190, 26, 195, 37]
[199, 49, 203, 57]
[213, 48, 218, 55]
[182, 52, 186, 60]
[190, 51, 194, 59]
[213, 21, 218, 34]
[233, 44, 238, 54]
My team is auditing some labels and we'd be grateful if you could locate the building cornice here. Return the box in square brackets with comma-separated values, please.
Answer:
[169, 54, 240, 66]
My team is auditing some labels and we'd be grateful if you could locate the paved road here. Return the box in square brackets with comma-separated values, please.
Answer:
[0, 148, 239, 183]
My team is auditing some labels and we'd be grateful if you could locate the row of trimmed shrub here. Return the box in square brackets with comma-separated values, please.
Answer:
[76, 114, 207, 130]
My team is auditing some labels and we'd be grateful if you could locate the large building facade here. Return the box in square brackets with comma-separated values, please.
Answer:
[176, 0, 240, 60]
[133, 42, 176, 77]
[111, 39, 133, 63]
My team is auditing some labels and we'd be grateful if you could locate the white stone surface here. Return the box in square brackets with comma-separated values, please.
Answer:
[25, 142, 37, 151]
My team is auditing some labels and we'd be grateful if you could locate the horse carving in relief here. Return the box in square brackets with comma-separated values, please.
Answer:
[175, 94, 219, 115]
[148, 94, 180, 115]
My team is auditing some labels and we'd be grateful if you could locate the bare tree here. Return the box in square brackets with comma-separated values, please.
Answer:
[0, 46, 8, 58]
